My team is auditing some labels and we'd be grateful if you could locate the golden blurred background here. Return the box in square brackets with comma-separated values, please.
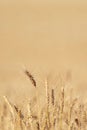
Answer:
[0, 0, 87, 99]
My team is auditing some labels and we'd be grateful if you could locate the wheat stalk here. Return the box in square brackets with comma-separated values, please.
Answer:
[27, 99, 34, 130]
[3, 96, 15, 130]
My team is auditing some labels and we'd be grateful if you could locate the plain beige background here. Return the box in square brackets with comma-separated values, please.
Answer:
[0, 0, 87, 99]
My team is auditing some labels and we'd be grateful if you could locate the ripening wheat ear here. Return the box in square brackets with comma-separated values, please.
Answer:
[14, 104, 24, 120]
[51, 89, 55, 106]
[24, 69, 36, 87]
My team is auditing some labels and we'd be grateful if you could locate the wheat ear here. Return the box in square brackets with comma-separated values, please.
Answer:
[24, 69, 36, 87]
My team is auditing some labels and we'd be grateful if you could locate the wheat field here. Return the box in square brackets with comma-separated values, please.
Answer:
[0, 69, 87, 130]
[0, 0, 87, 130]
